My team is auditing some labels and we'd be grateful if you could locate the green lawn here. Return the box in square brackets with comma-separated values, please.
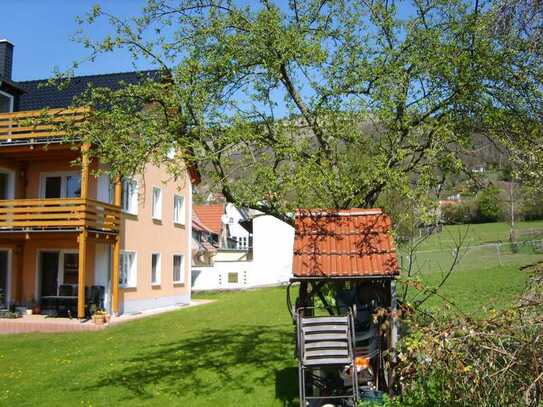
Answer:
[401, 221, 543, 315]
[0, 288, 298, 406]
[412, 220, 543, 251]
[0, 221, 541, 406]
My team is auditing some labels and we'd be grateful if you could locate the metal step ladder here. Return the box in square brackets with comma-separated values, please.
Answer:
[297, 309, 359, 406]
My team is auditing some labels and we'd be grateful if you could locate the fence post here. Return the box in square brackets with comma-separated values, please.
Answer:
[496, 243, 502, 267]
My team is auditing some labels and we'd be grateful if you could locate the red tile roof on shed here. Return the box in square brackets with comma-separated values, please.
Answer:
[293, 208, 399, 278]
[193, 204, 225, 235]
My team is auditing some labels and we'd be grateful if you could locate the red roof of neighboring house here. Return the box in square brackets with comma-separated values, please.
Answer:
[193, 204, 225, 234]
[293, 208, 399, 278]
[438, 199, 460, 206]
[192, 210, 216, 234]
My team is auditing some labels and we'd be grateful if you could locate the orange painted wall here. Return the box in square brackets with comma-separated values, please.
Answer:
[120, 162, 191, 303]
[4, 157, 191, 309]
[18, 237, 96, 302]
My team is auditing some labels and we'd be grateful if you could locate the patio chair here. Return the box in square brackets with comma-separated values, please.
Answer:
[58, 285, 73, 296]
[296, 308, 359, 406]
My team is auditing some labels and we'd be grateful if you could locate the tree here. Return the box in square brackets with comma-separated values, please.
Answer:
[476, 185, 501, 223]
[60, 0, 543, 224]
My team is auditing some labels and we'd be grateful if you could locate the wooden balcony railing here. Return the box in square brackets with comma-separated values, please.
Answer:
[0, 108, 88, 145]
[0, 198, 121, 233]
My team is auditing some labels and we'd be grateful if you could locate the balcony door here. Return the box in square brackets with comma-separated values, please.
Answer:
[0, 250, 10, 308]
[39, 251, 79, 298]
[0, 169, 14, 200]
[40, 172, 81, 199]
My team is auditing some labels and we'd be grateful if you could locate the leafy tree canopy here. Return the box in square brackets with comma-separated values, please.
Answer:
[61, 0, 543, 225]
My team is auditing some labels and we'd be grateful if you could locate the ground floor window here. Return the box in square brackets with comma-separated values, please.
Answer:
[173, 254, 184, 284]
[151, 253, 161, 285]
[120, 251, 137, 287]
[228, 272, 238, 284]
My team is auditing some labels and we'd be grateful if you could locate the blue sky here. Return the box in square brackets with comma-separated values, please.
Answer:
[2, 0, 152, 81]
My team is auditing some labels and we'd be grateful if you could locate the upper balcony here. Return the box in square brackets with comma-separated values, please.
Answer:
[0, 108, 87, 148]
[0, 108, 122, 237]
[0, 198, 121, 235]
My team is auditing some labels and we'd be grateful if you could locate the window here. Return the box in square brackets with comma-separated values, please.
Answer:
[0, 91, 13, 114]
[152, 187, 162, 220]
[173, 195, 185, 225]
[151, 253, 161, 285]
[173, 254, 184, 284]
[66, 175, 81, 198]
[228, 272, 238, 283]
[0, 170, 14, 200]
[42, 173, 81, 199]
[97, 175, 114, 204]
[44, 177, 62, 198]
[120, 251, 137, 287]
[121, 179, 138, 214]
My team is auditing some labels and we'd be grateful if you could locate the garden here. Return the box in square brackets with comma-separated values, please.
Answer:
[1, 221, 542, 406]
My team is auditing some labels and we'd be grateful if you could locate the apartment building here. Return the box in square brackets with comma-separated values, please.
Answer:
[0, 39, 197, 318]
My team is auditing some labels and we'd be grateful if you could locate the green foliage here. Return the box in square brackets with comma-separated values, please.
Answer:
[521, 187, 543, 221]
[440, 201, 475, 224]
[395, 267, 543, 406]
[476, 186, 502, 223]
[56, 0, 543, 222]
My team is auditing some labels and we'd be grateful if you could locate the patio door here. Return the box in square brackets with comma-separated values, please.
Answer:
[0, 169, 14, 200]
[0, 250, 9, 308]
[40, 251, 80, 297]
[40, 252, 60, 297]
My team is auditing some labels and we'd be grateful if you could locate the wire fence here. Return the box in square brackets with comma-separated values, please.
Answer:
[399, 239, 543, 275]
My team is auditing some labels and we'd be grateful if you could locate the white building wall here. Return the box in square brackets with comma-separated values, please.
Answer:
[250, 214, 294, 285]
[191, 212, 294, 291]
[192, 261, 253, 290]
[224, 203, 250, 242]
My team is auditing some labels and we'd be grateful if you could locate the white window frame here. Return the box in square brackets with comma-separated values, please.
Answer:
[152, 186, 163, 220]
[120, 251, 137, 288]
[121, 178, 138, 215]
[151, 253, 161, 286]
[39, 171, 81, 199]
[173, 194, 185, 225]
[172, 254, 184, 284]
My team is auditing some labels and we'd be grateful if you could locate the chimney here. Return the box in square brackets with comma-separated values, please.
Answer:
[0, 40, 14, 80]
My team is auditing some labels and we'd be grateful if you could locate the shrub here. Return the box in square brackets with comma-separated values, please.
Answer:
[475, 186, 501, 223]
[521, 189, 543, 221]
[440, 202, 474, 224]
[393, 267, 543, 406]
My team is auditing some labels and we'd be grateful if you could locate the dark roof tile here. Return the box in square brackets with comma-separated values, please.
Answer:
[16, 70, 160, 111]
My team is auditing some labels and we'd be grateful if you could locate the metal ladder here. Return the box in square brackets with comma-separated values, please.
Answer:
[297, 309, 359, 406]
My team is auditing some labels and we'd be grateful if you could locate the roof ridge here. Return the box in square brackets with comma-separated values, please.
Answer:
[16, 69, 161, 84]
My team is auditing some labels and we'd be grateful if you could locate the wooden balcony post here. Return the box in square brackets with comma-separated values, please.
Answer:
[80, 143, 90, 200]
[112, 178, 122, 315]
[77, 231, 88, 319]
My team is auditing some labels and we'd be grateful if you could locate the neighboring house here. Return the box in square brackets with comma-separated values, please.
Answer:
[191, 203, 294, 290]
[0, 39, 197, 317]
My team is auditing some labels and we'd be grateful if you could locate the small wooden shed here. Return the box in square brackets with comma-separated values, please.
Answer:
[288, 208, 400, 398]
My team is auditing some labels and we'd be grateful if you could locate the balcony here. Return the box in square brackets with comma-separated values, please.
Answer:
[0, 108, 88, 147]
[0, 198, 121, 234]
